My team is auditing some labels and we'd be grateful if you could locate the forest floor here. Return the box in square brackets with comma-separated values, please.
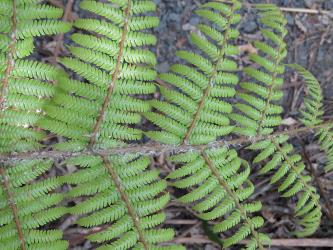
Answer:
[42, 0, 333, 249]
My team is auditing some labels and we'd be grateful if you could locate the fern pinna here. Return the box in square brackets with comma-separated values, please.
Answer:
[39, 0, 182, 249]
[289, 64, 333, 172]
[227, 5, 322, 236]
[248, 136, 321, 237]
[145, 0, 241, 145]
[168, 148, 270, 249]
[0, 0, 70, 249]
[0, 161, 67, 249]
[145, 1, 268, 248]
[230, 4, 287, 137]
[0, 0, 70, 153]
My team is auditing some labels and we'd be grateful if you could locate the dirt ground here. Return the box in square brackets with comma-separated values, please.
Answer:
[41, 0, 333, 249]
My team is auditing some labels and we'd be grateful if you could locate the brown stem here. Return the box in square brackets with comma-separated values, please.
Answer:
[0, 168, 26, 250]
[172, 237, 333, 247]
[0, 122, 332, 163]
[88, 1, 132, 147]
[201, 151, 265, 250]
[52, 0, 74, 63]
[0, 0, 17, 111]
[99, 154, 149, 249]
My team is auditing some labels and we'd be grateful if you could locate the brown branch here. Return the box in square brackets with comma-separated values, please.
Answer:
[51, 0, 74, 63]
[216, 1, 332, 16]
[0, 168, 26, 250]
[0, 0, 17, 111]
[88, 1, 132, 147]
[279, 7, 332, 16]
[100, 154, 149, 249]
[201, 151, 265, 250]
[1, 122, 332, 163]
[172, 237, 333, 247]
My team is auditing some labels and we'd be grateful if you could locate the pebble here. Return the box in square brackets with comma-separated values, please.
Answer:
[305, 0, 314, 8]
[189, 17, 200, 26]
[169, 13, 181, 22]
[242, 21, 257, 33]
[157, 62, 170, 73]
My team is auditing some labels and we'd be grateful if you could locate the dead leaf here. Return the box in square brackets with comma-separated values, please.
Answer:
[238, 43, 258, 54]
[281, 117, 298, 126]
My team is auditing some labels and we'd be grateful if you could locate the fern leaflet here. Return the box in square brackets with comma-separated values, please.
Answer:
[288, 64, 333, 172]
[40, 0, 159, 150]
[145, 0, 242, 145]
[168, 147, 269, 249]
[39, 0, 183, 248]
[0, 160, 67, 249]
[0, 1, 70, 248]
[0, 0, 70, 153]
[64, 153, 182, 250]
[230, 4, 287, 136]
[248, 135, 322, 237]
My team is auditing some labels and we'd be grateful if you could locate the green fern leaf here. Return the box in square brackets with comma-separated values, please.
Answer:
[65, 154, 183, 250]
[248, 136, 322, 237]
[0, 161, 67, 249]
[145, 0, 242, 145]
[230, 4, 288, 136]
[287, 64, 333, 172]
[40, 0, 159, 150]
[0, 0, 70, 153]
[168, 147, 269, 249]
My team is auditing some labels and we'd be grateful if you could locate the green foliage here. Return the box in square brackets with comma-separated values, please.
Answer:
[248, 136, 321, 237]
[0, 0, 70, 153]
[230, 4, 287, 136]
[287, 64, 324, 126]
[0, 160, 67, 250]
[64, 154, 182, 250]
[0, 0, 331, 249]
[229, 6, 322, 237]
[288, 64, 333, 172]
[39, 0, 159, 151]
[38, 0, 182, 248]
[317, 127, 333, 172]
[168, 147, 270, 249]
[145, 0, 241, 145]
[0, 0, 70, 248]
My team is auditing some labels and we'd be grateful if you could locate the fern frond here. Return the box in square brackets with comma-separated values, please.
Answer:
[287, 64, 333, 172]
[37, 2, 183, 248]
[168, 147, 269, 249]
[288, 64, 323, 126]
[0, 0, 70, 153]
[230, 4, 287, 136]
[316, 127, 333, 172]
[64, 154, 184, 250]
[248, 136, 322, 237]
[40, 0, 159, 150]
[0, 1, 70, 248]
[145, 0, 242, 145]
[0, 161, 67, 249]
